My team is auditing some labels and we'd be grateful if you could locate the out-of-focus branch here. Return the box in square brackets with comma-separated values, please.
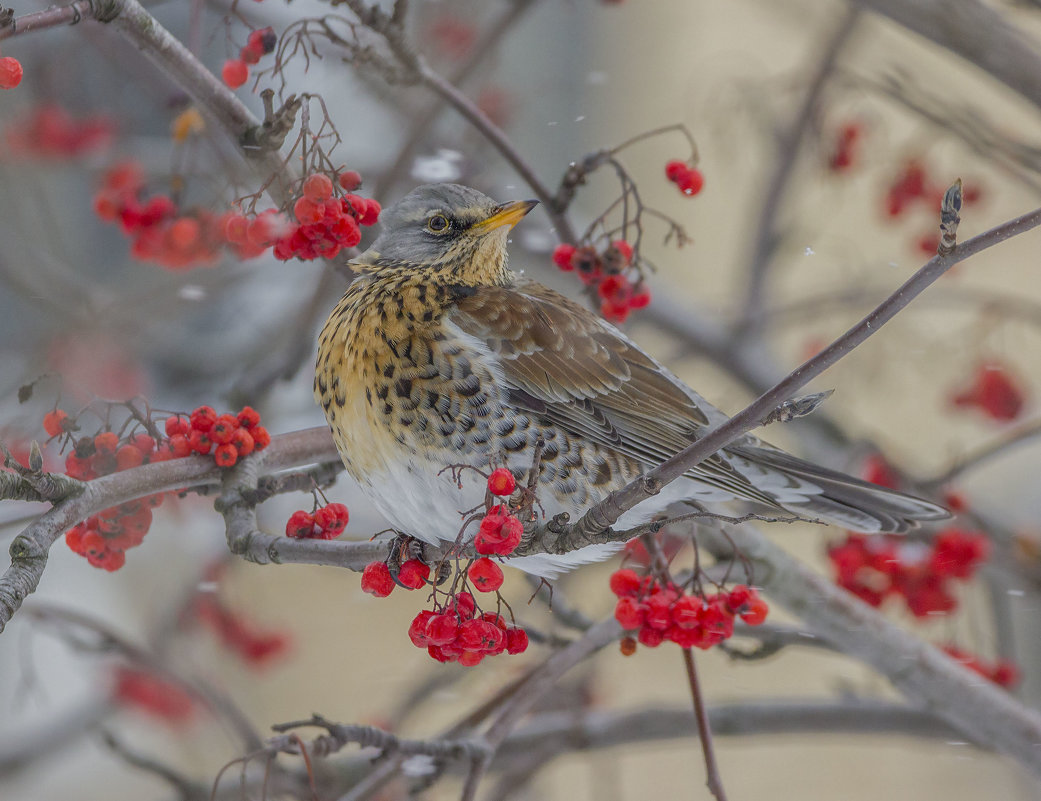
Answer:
[850, 0, 1041, 113]
[740, 7, 862, 332]
[0, 0, 94, 42]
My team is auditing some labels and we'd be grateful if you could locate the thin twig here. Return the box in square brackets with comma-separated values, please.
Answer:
[682, 648, 727, 801]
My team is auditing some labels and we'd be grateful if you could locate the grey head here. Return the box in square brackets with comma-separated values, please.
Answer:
[352, 183, 538, 274]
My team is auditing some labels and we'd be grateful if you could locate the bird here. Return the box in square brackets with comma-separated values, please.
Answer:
[314, 183, 949, 577]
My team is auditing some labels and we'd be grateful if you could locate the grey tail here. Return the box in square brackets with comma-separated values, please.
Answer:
[729, 445, 951, 534]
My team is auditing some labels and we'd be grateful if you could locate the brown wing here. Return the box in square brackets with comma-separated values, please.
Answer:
[447, 278, 780, 504]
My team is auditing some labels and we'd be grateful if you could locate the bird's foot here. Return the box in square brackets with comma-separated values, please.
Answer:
[386, 533, 450, 587]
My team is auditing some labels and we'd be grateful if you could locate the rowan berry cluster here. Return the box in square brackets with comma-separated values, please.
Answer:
[949, 363, 1026, 422]
[0, 52, 22, 90]
[113, 666, 197, 726]
[664, 159, 704, 196]
[163, 405, 270, 468]
[271, 173, 381, 261]
[194, 594, 292, 667]
[58, 423, 169, 572]
[827, 121, 863, 172]
[221, 27, 277, 89]
[551, 240, 650, 323]
[285, 503, 350, 539]
[357, 467, 529, 666]
[942, 644, 1020, 689]
[611, 568, 768, 654]
[4, 104, 114, 158]
[93, 162, 232, 270]
[827, 529, 989, 617]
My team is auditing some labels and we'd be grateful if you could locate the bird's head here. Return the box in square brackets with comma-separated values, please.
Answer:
[351, 183, 538, 285]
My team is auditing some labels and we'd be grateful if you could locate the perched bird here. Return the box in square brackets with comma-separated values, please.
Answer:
[315, 183, 948, 576]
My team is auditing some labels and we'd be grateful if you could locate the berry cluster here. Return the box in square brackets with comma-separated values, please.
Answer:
[271, 174, 381, 261]
[222, 27, 277, 89]
[942, 644, 1020, 689]
[93, 162, 232, 270]
[113, 666, 197, 726]
[611, 568, 768, 653]
[664, 160, 704, 196]
[358, 468, 529, 666]
[409, 600, 529, 666]
[4, 104, 113, 159]
[163, 406, 270, 468]
[285, 502, 350, 539]
[0, 51, 22, 90]
[827, 121, 863, 172]
[194, 594, 292, 667]
[60, 425, 169, 571]
[827, 528, 990, 617]
[551, 240, 650, 323]
[950, 363, 1026, 422]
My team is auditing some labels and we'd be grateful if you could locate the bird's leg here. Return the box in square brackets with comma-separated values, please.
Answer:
[385, 533, 444, 587]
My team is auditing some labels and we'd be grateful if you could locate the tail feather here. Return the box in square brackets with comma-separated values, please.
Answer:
[729, 445, 950, 534]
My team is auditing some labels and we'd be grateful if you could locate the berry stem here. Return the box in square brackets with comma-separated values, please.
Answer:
[682, 647, 728, 801]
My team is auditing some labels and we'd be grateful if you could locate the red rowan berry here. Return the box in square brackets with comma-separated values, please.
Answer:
[116, 444, 144, 471]
[505, 627, 529, 654]
[408, 610, 437, 647]
[251, 426, 271, 449]
[360, 561, 395, 597]
[165, 415, 189, 437]
[678, 168, 704, 196]
[213, 443, 238, 467]
[248, 27, 277, 54]
[338, 170, 362, 191]
[608, 568, 642, 598]
[229, 428, 254, 457]
[43, 409, 69, 437]
[468, 557, 504, 592]
[210, 414, 239, 444]
[302, 174, 334, 202]
[188, 429, 212, 455]
[240, 42, 264, 65]
[313, 503, 349, 537]
[190, 406, 217, 431]
[426, 614, 460, 646]
[610, 240, 633, 265]
[614, 596, 645, 629]
[93, 431, 119, 455]
[293, 196, 324, 224]
[221, 59, 249, 89]
[740, 597, 769, 626]
[0, 57, 22, 90]
[552, 243, 576, 271]
[619, 635, 637, 656]
[236, 406, 260, 429]
[637, 627, 664, 648]
[285, 510, 315, 538]
[451, 591, 476, 620]
[487, 468, 516, 496]
[168, 434, 191, 458]
[398, 558, 430, 589]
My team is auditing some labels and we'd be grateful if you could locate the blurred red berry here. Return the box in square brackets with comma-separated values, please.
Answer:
[360, 561, 395, 597]
[487, 467, 516, 496]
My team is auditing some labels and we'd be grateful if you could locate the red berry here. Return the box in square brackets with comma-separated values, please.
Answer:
[619, 635, 637, 656]
[452, 591, 477, 620]
[313, 503, 349, 537]
[302, 174, 334, 202]
[670, 595, 702, 629]
[740, 597, 769, 626]
[230, 428, 255, 456]
[398, 558, 430, 589]
[637, 627, 664, 648]
[93, 432, 119, 455]
[116, 444, 144, 471]
[190, 406, 217, 432]
[551, 243, 576, 271]
[664, 160, 688, 181]
[338, 170, 362, 191]
[285, 510, 315, 538]
[505, 627, 529, 654]
[610, 240, 633, 265]
[43, 409, 69, 437]
[168, 434, 191, 458]
[236, 406, 261, 429]
[360, 561, 395, 597]
[210, 414, 240, 444]
[188, 430, 212, 455]
[468, 557, 504, 592]
[426, 614, 460, 646]
[293, 196, 324, 224]
[214, 443, 238, 467]
[678, 168, 704, 196]
[165, 416, 189, 437]
[408, 610, 437, 647]
[487, 468, 516, 496]
[251, 426, 271, 449]
[0, 57, 23, 90]
[614, 596, 645, 629]
[608, 568, 642, 597]
[221, 59, 249, 89]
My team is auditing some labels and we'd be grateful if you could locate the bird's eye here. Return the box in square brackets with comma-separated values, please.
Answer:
[426, 214, 450, 233]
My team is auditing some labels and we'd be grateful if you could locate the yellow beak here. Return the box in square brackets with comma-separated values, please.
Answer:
[472, 199, 538, 233]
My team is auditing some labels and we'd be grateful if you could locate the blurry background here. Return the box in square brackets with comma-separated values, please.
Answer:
[2, 0, 1041, 798]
